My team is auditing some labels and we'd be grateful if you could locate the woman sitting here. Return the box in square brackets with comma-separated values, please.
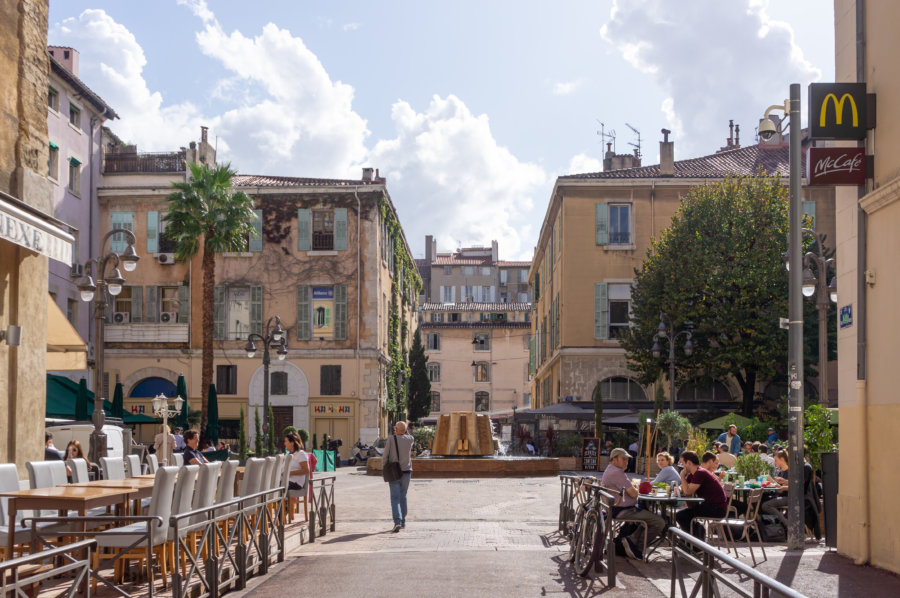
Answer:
[284, 432, 310, 490]
[65, 439, 93, 479]
[652, 452, 681, 485]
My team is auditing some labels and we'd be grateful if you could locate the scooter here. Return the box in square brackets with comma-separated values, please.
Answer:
[348, 440, 374, 465]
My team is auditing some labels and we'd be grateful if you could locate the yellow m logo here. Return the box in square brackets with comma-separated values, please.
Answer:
[820, 93, 859, 127]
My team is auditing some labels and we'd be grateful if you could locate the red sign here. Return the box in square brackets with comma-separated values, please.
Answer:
[807, 147, 866, 186]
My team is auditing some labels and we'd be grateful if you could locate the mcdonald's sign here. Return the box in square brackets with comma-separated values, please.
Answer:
[809, 83, 867, 140]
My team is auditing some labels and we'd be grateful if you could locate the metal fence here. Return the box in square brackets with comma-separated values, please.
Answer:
[308, 474, 336, 543]
[104, 151, 185, 173]
[559, 474, 618, 587]
[0, 539, 95, 597]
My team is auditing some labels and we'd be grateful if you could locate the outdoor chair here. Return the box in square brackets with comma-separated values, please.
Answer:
[125, 455, 142, 478]
[185, 461, 222, 562]
[237, 458, 266, 542]
[165, 465, 199, 579]
[67, 458, 91, 483]
[26, 461, 70, 519]
[100, 457, 126, 481]
[213, 460, 239, 550]
[91, 466, 178, 596]
[266, 455, 285, 520]
[172, 453, 184, 468]
[0, 463, 42, 559]
[146, 454, 159, 474]
[691, 482, 736, 550]
[286, 455, 309, 522]
[711, 488, 767, 566]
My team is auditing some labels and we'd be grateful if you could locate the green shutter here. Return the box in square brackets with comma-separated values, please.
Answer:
[529, 337, 535, 375]
[296, 285, 310, 340]
[146, 211, 159, 254]
[145, 286, 158, 323]
[334, 284, 347, 340]
[297, 208, 311, 251]
[595, 202, 608, 245]
[594, 282, 608, 340]
[177, 285, 190, 323]
[250, 285, 263, 336]
[130, 286, 143, 323]
[802, 201, 816, 231]
[249, 209, 263, 252]
[214, 285, 225, 340]
[334, 208, 348, 251]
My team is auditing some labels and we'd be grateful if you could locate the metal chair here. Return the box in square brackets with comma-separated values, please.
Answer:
[691, 482, 736, 550]
[67, 459, 91, 483]
[100, 457, 126, 481]
[125, 455, 142, 478]
[711, 488, 768, 565]
[146, 454, 159, 474]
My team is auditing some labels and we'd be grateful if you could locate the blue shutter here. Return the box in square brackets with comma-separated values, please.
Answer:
[296, 286, 310, 340]
[595, 203, 608, 245]
[250, 285, 263, 336]
[334, 208, 348, 251]
[594, 282, 608, 340]
[248, 209, 263, 252]
[214, 286, 225, 340]
[146, 211, 159, 254]
[334, 284, 348, 340]
[297, 209, 311, 251]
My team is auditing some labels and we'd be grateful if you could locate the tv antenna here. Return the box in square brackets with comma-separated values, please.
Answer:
[625, 123, 642, 158]
[596, 120, 616, 153]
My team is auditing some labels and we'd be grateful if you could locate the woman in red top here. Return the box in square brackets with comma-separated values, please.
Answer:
[676, 451, 728, 541]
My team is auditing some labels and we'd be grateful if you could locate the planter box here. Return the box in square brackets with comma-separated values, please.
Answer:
[558, 457, 577, 470]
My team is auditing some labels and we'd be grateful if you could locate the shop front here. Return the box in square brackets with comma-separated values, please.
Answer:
[309, 398, 359, 461]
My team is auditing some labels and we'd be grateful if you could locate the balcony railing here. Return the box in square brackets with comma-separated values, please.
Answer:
[312, 232, 334, 250]
[104, 151, 186, 174]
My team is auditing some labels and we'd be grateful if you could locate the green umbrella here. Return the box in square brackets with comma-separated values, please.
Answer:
[206, 383, 219, 444]
[176, 373, 189, 429]
[75, 377, 90, 421]
[111, 382, 125, 419]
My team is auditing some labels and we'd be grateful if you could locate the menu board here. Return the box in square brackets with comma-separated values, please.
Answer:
[581, 437, 600, 471]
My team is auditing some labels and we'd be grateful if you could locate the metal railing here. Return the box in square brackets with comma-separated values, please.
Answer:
[312, 232, 334, 250]
[668, 527, 807, 598]
[308, 474, 336, 543]
[559, 474, 618, 587]
[104, 151, 185, 173]
[0, 539, 95, 597]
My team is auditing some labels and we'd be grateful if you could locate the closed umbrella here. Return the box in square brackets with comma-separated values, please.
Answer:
[176, 373, 189, 429]
[75, 377, 89, 421]
[206, 383, 219, 444]
[111, 382, 125, 419]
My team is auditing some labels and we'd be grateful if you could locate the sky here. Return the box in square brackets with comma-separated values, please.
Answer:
[48, 0, 835, 260]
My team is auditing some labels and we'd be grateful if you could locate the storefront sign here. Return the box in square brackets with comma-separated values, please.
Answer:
[0, 196, 73, 265]
[809, 83, 868, 140]
[807, 148, 866, 186]
[313, 404, 352, 415]
[840, 305, 853, 329]
[581, 437, 600, 471]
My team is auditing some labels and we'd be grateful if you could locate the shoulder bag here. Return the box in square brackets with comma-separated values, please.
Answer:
[382, 435, 403, 483]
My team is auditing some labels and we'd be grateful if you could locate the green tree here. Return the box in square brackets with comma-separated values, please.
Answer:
[592, 380, 603, 438]
[620, 174, 800, 416]
[653, 380, 666, 413]
[164, 162, 257, 434]
[238, 406, 248, 461]
[267, 404, 277, 455]
[254, 406, 263, 456]
[657, 410, 690, 452]
[406, 327, 431, 423]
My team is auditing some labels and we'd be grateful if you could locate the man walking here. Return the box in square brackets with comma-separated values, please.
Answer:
[600, 448, 665, 560]
[716, 425, 742, 456]
[382, 421, 414, 532]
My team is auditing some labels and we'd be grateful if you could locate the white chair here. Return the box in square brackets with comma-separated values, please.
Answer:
[125, 455, 142, 478]
[146, 454, 159, 473]
[184, 462, 222, 563]
[0, 463, 34, 559]
[92, 466, 178, 595]
[215, 461, 239, 507]
[26, 461, 68, 518]
[100, 457, 126, 481]
[238, 458, 265, 500]
[286, 454, 310, 522]
[67, 459, 91, 483]
[166, 465, 199, 577]
[172, 453, 184, 468]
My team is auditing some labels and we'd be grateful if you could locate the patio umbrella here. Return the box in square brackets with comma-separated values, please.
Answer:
[111, 382, 125, 419]
[206, 383, 219, 444]
[75, 377, 89, 421]
[176, 373, 189, 429]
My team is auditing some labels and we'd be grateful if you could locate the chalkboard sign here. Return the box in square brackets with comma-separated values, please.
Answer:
[581, 437, 600, 471]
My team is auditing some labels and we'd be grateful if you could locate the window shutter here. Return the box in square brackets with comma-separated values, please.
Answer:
[214, 286, 225, 340]
[145, 286, 158, 323]
[297, 208, 311, 251]
[594, 282, 608, 340]
[595, 202, 608, 245]
[296, 285, 310, 340]
[334, 284, 348, 340]
[529, 337, 535, 375]
[130, 286, 143, 323]
[439, 286, 445, 302]
[110, 212, 133, 253]
[802, 201, 816, 230]
[177, 285, 190, 323]
[216, 366, 225, 392]
[248, 209, 263, 252]
[334, 208, 348, 251]
[490, 286, 496, 302]
[450, 286, 456, 302]
[250, 285, 263, 336]
[146, 211, 159, 254]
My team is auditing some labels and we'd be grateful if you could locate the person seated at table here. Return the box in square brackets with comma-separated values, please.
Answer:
[762, 449, 820, 539]
[64, 439, 92, 478]
[676, 451, 728, 542]
[44, 432, 64, 461]
[283, 432, 310, 490]
[744, 441, 754, 455]
[173, 427, 186, 453]
[652, 452, 681, 486]
[600, 448, 665, 561]
[716, 444, 736, 469]
[182, 429, 208, 465]
[600, 440, 614, 456]
[758, 443, 775, 466]
[700, 451, 724, 479]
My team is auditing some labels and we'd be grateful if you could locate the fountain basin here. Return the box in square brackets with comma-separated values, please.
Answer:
[366, 455, 559, 478]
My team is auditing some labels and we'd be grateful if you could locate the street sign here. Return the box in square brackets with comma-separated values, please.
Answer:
[809, 83, 867, 140]
[840, 305, 853, 328]
[807, 147, 866, 186]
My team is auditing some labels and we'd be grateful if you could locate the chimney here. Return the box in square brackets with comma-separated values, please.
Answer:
[198, 126, 215, 164]
[491, 240, 498, 263]
[659, 129, 674, 176]
[425, 235, 434, 263]
[734, 124, 740, 148]
[728, 120, 734, 148]
[48, 46, 79, 76]
[362, 167, 374, 181]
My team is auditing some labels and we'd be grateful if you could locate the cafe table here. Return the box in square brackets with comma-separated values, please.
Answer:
[637, 490, 705, 558]
[68, 478, 157, 512]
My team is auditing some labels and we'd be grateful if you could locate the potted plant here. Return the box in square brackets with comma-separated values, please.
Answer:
[734, 453, 773, 480]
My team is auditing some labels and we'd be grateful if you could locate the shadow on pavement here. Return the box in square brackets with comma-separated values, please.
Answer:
[547, 553, 617, 597]
[320, 531, 392, 544]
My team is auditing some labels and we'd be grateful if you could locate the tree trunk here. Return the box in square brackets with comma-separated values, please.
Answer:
[200, 240, 216, 437]
[738, 369, 757, 417]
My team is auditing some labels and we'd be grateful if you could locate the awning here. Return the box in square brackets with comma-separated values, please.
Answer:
[47, 295, 87, 371]
[0, 190, 74, 265]
[46, 374, 159, 424]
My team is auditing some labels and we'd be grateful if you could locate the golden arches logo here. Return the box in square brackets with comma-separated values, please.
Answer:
[820, 93, 859, 127]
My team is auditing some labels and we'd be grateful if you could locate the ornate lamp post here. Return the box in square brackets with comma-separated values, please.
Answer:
[245, 316, 287, 456]
[651, 312, 693, 411]
[77, 228, 139, 461]
[151, 393, 184, 466]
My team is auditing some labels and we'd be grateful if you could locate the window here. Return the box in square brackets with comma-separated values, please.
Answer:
[463, 266, 474, 275]
[312, 210, 334, 250]
[216, 365, 238, 395]
[519, 269, 528, 283]
[474, 361, 490, 382]
[448, 313, 461, 323]
[430, 312, 443, 323]
[443, 266, 453, 275]
[68, 158, 81, 194]
[441, 286, 454, 303]
[110, 212, 134, 253]
[609, 301, 630, 338]
[430, 391, 440, 412]
[271, 371, 288, 395]
[160, 287, 179, 322]
[802, 201, 816, 230]
[473, 333, 490, 351]
[475, 391, 490, 412]
[48, 87, 59, 111]
[321, 365, 341, 395]
[608, 204, 631, 244]
[312, 287, 334, 338]
[113, 287, 132, 320]
[500, 270, 508, 284]
[427, 333, 440, 351]
[597, 377, 647, 401]
[66, 298, 77, 325]
[48, 143, 58, 179]
[227, 287, 251, 340]
[427, 363, 440, 383]
[517, 292, 529, 303]
[677, 381, 732, 403]
[68, 103, 81, 129]
[481, 267, 491, 276]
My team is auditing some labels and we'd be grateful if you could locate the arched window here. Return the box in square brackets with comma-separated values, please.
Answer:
[597, 377, 647, 401]
[430, 391, 440, 413]
[677, 380, 732, 402]
[474, 391, 490, 412]
[130, 377, 177, 398]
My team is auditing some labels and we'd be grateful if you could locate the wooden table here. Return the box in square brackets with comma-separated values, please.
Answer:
[68, 478, 156, 510]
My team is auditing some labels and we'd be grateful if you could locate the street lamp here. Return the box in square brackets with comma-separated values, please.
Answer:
[651, 312, 693, 411]
[245, 315, 287, 456]
[759, 83, 804, 550]
[77, 228, 140, 461]
[151, 393, 184, 466]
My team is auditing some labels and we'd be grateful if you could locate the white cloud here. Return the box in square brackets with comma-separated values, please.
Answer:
[565, 153, 603, 175]
[369, 95, 546, 260]
[552, 79, 583, 96]
[175, 0, 214, 24]
[601, 0, 820, 155]
[342, 23, 360, 32]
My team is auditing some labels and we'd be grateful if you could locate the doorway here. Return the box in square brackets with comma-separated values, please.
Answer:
[272, 407, 294, 439]
[313, 418, 350, 460]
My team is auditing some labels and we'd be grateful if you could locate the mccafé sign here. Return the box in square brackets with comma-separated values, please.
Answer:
[809, 83, 867, 140]
[807, 148, 866, 186]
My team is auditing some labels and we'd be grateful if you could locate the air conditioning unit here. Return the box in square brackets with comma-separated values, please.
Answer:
[70, 263, 83, 278]
[157, 253, 176, 265]
[160, 311, 177, 324]
[113, 312, 130, 324]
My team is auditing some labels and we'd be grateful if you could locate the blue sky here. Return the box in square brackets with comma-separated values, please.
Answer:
[49, 1, 834, 260]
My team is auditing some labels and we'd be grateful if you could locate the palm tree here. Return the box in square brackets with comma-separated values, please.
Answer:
[164, 162, 256, 435]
